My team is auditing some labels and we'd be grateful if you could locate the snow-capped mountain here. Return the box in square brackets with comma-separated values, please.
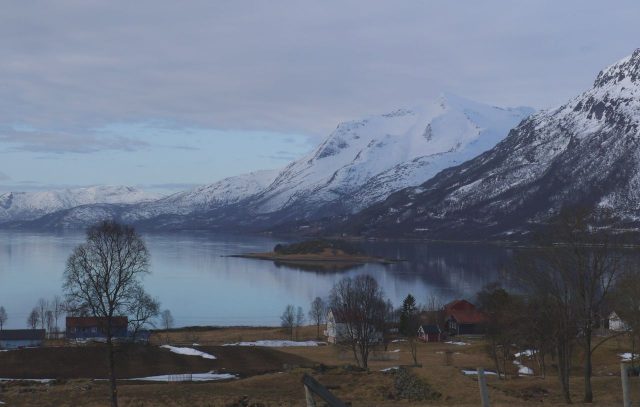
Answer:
[0, 94, 532, 231]
[120, 169, 279, 222]
[336, 49, 640, 239]
[4, 170, 280, 229]
[0, 185, 158, 223]
[250, 94, 532, 217]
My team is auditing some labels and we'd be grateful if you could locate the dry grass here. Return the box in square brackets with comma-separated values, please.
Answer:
[1, 327, 638, 406]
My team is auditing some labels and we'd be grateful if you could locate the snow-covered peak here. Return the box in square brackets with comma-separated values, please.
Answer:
[254, 94, 534, 213]
[594, 48, 640, 88]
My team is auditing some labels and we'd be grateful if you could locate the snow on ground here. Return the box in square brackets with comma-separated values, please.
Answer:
[223, 340, 325, 347]
[160, 345, 216, 359]
[391, 339, 407, 343]
[620, 353, 640, 361]
[126, 371, 236, 382]
[461, 370, 498, 376]
[513, 360, 533, 375]
[380, 366, 399, 372]
[0, 400, 5, 404]
[0, 378, 54, 383]
[445, 341, 469, 346]
[514, 349, 536, 358]
[390, 349, 401, 353]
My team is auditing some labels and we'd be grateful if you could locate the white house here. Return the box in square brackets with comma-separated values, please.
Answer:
[325, 309, 349, 344]
[609, 311, 629, 332]
[324, 309, 383, 344]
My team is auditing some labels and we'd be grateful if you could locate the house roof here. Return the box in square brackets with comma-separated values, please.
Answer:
[420, 324, 441, 334]
[66, 316, 128, 328]
[0, 329, 46, 341]
[444, 300, 486, 324]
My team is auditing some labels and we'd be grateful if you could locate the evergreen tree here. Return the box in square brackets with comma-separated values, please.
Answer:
[399, 294, 417, 336]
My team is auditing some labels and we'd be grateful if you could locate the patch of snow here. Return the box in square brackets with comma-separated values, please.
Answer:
[620, 353, 640, 362]
[380, 366, 400, 372]
[0, 378, 54, 383]
[390, 349, 401, 353]
[223, 340, 324, 347]
[445, 341, 469, 346]
[461, 370, 498, 376]
[126, 371, 236, 382]
[391, 339, 407, 343]
[513, 360, 533, 375]
[160, 345, 216, 360]
[514, 349, 536, 358]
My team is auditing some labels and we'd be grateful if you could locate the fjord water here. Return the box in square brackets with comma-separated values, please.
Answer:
[0, 231, 512, 329]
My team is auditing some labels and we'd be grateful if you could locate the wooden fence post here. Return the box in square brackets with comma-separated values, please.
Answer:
[477, 368, 490, 407]
[301, 374, 347, 407]
[621, 363, 631, 407]
[304, 385, 318, 407]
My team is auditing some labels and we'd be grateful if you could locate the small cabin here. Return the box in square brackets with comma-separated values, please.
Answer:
[444, 299, 487, 335]
[66, 316, 128, 340]
[0, 329, 46, 349]
[418, 324, 443, 342]
[608, 311, 629, 332]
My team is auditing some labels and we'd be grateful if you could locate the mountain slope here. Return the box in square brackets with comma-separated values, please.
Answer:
[250, 94, 533, 218]
[5, 94, 531, 231]
[336, 49, 640, 239]
[0, 186, 158, 223]
[120, 169, 279, 222]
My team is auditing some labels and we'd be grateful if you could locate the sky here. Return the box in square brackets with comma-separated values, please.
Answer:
[2, 0, 640, 194]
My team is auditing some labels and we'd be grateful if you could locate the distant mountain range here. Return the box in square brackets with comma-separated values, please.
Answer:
[10, 49, 640, 240]
[0, 186, 158, 224]
[0, 93, 531, 232]
[331, 49, 640, 239]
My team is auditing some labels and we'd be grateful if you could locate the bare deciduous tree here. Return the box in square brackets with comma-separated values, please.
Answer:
[63, 221, 152, 407]
[329, 275, 386, 369]
[280, 305, 295, 340]
[36, 298, 49, 330]
[27, 308, 39, 329]
[51, 295, 65, 334]
[0, 306, 7, 331]
[160, 309, 174, 330]
[295, 306, 305, 340]
[45, 310, 55, 333]
[128, 287, 160, 340]
[308, 297, 326, 339]
[516, 207, 626, 403]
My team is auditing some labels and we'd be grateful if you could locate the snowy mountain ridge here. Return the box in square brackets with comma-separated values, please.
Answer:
[334, 49, 640, 239]
[0, 185, 159, 223]
[1, 93, 532, 230]
[250, 93, 533, 216]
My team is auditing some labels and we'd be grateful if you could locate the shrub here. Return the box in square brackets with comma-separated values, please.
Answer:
[393, 368, 441, 401]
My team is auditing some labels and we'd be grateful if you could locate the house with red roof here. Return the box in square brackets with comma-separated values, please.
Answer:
[443, 299, 486, 335]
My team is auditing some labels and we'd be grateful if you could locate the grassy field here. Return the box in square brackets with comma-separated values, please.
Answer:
[0, 326, 637, 406]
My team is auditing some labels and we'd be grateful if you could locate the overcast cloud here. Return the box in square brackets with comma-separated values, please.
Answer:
[2, 1, 640, 191]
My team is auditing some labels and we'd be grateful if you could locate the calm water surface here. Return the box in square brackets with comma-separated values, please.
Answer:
[0, 231, 514, 329]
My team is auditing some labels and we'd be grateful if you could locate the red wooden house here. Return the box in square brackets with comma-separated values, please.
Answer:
[66, 316, 128, 340]
[417, 324, 443, 342]
[443, 300, 486, 335]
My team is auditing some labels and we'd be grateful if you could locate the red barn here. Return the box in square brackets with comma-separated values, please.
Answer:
[418, 324, 443, 342]
[443, 300, 486, 335]
[66, 316, 128, 340]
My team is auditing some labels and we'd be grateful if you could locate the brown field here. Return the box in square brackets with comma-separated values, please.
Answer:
[0, 326, 638, 406]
